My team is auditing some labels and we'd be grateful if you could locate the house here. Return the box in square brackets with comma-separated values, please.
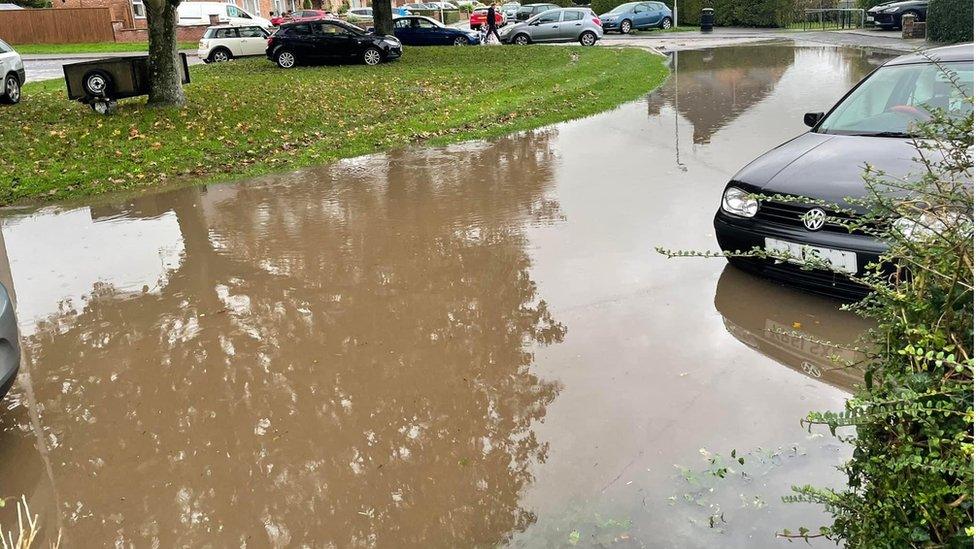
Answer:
[53, 0, 347, 32]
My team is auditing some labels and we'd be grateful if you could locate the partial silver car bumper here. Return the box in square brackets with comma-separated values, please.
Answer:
[0, 283, 19, 398]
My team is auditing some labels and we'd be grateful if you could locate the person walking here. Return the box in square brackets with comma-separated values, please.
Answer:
[485, 2, 501, 44]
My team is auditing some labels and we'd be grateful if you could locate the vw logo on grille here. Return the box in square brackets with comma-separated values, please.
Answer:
[802, 208, 827, 231]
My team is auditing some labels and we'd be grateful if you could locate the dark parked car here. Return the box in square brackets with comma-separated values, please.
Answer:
[515, 2, 559, 21]
[394, 15, 481, 45]
[266, 19, 402, 67]
[713, 44, 973, 299]
[0, 282, 19, 400]
[866, 0, 927, 28]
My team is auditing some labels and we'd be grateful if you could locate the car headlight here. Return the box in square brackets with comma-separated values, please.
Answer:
[604, 15, 616, 20]
[894, 212, 972, 241]
[383, 37, 400, 46]
[499, 26, 513, 35]
[721, 186, 759, 218]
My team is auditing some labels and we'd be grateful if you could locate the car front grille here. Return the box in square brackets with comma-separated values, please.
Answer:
[755, 200, 862, 234]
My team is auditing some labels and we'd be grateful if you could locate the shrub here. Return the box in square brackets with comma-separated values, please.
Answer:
[590, 0, 626, 16]
[927, 0, 974, 43]
[672, 0, 792, 26]
[782, 80, 974, 547]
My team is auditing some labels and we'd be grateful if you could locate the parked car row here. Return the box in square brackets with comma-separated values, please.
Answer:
[865, 0, 927, 29]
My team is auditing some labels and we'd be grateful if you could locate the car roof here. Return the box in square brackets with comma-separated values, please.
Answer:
[885, 43, 974, 66]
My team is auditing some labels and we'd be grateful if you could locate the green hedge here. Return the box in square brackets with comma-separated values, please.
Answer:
[594, 0, 790, 26]
[927, 0, 974, 42]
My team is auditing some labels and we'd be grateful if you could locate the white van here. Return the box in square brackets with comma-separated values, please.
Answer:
[177, 2, 273, 28]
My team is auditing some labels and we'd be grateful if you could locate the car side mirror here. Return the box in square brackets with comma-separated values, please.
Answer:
[804, 112, 824, 127]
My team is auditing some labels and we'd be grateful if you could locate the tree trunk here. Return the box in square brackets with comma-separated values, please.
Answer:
[145, 0, 186, 108]
[372, 0, 394, 35]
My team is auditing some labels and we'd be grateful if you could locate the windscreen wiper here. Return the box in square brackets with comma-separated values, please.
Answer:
[857, 131, 913, 138]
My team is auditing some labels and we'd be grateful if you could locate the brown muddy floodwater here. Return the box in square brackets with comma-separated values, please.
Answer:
[0, 44, 890, 547]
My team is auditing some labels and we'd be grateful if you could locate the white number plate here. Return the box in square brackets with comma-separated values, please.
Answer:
[866, 15, 874, 21]
[764, 237, 858, 274]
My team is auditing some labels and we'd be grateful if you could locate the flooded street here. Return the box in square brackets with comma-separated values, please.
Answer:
[0, 44, 888, 547]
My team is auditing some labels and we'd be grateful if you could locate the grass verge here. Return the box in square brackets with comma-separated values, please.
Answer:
[14, 42, 199, 55]
[3, 46, 668, 204]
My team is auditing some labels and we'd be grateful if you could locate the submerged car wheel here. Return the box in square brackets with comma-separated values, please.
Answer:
[363, 47, 382, 66]
[1, 74, 20, 104]
[453, 36, 468, 45]
[83, 71, 112, 98]
[513, 33, 530, 45]
[579, 31, 597, 46]
[209, 48, 232, 63]
[661, 16, 672, 29]
[619, 19, 632, 33]
[276, 50, 296, 68]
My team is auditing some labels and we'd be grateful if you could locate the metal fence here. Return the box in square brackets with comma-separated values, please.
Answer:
[0, 8, 115, 44]
[800, 7, 866, 29]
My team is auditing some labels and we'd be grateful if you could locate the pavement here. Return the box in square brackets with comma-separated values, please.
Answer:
[22, 49, 203, 83]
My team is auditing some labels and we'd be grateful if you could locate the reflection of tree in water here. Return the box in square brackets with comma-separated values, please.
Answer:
[646, 46, 794, 144]
[17, 130, 566, 546]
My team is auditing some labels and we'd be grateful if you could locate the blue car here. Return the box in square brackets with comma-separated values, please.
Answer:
[599, 1, 673, 33]
[393, 16, 481, 45]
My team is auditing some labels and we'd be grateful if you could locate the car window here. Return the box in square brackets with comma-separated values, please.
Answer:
[215, 27, 238, 38]
[317, 22, 352, 34]
[563, 9, 582, 20]
[394, 18, 411, 28]
[289, 23, 311, 34]
[537, 9, 559, 22]
[0, 40, 10, 54]
[634, 4, 647, 12]
[239, 26, 263, 37]
[417, 17, 438, 27]
[818, 61, 974, 136]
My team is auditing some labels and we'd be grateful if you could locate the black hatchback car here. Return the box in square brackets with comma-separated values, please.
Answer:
[866, 0, 927, 29]
[267, 20, 402, 68]
[714, 44, 973, 299]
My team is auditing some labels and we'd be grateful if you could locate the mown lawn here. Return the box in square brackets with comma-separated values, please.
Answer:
[2, 46, 668, 204]
[14, 42, 199, 55]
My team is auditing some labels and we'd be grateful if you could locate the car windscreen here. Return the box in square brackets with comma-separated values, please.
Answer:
[607, 2, 637, 13]
[817, 61, 974, 137]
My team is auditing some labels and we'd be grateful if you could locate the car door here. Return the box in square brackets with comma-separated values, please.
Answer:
[529, 9, 561, 41]
[393, 18, 417, 45]
[415, 17, 443, 44]
[286, 23, 316, 58]
[647, 2, 666, 26]
[631, 3, 650, 27]
[238, 26, 267, 56]
[316, 21, 358, 60]
[558, 9, 584, 40]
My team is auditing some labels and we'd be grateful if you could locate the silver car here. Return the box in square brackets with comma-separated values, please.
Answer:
[0, 282, 19, 399]
[500, 7, 603, 46]
[502, 1, 520, 20]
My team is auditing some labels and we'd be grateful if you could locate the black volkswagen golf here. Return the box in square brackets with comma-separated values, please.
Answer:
[267, 19, 402, 68]
[714, 44, 973, 299]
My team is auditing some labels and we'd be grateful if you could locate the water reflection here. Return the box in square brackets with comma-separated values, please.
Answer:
[648, 45, 889, 146]
[0, 131, 566, 546]
[648, 46, 794, 144]
[714, 265, 872, 392]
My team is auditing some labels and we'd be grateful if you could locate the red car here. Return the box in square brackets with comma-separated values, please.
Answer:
[271, 9, 333, 26]
[469, 7, 505, 29]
